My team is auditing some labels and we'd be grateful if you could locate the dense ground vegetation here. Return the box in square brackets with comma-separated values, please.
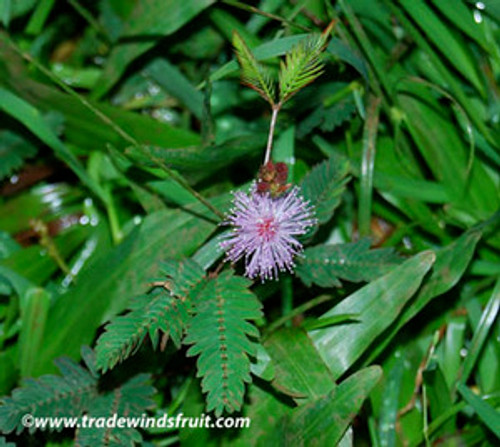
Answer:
[0, 0, 499, 445]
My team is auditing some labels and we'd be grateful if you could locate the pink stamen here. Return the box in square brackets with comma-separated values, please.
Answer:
[256, 218, 276, 240]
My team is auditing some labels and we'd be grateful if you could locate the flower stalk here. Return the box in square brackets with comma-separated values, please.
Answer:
[263, 103, 281, 165]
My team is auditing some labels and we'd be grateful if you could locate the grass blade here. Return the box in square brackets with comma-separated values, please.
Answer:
[358, 95, 381, 237]
[458, 279, 500, 387]
[310, 251, 435, 379]
[457, 383, 500, 438]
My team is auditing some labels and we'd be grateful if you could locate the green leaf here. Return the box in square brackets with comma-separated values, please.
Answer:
[0, 357, 97, 434]
[95, 258, 205, 372]
[377, 356, 404, 447]
[264, 328, 335, 404]
[74, 374, 155, 447]
[365, 229, 482, 364]
[48, 63, 101, 90]
[144, 58, 203, 120]
[0, 231, 20, 260]
[25, 0, 55, 35]
[95, 290, 189, 373]
[457, 383, 500, 438]
[279, 33, 326, 103]
[191, 231, 227, 271]
[208, 34, 308, 84]
[423, 360, 455, 437]
[93, 0, 216, 98]
[0, 130, 37, 181]
[310, 251, 435, 379]
[0, 265, 34, 298]
[184, 270, 263, 416]
[458, 279, 500, 387]
[296, 238, 401, 288]
[358, 96, 381, 237]
[440, 315, 467, 390]
[232, 31, 275, 105]
[18, 288, 50, 378]
[264, 366, 382, 446]
[466, 295, 500, 394]
[0, 0, 35, 23]
[297, 98, 356, 137]
[249, 344, 275, 382]
[301, 153, 351, 225]
[0, 0, 9, 27]
[159, 258, 207, 302]
[0, 347, 17, 397]
[326, 37, 369, 81]
[481, 0, 500, 21]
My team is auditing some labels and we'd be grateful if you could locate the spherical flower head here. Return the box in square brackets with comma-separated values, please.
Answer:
[220, 184, 316, 281]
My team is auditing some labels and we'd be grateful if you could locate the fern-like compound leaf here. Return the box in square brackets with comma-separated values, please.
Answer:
[74, 374, 155, 447]
[184, 270, 263, 416]
[301, 154, 351, 225]
[95, 291, 189, 372]
[95, 259, 206, 372]
[0, 130, 38, 181]
[279, 35, 327, 103]
[233, 31, 276, 105]
[297, 98, 357, 137]
[296, 238, 402, 288]
[159, 258, 207, 301]
[0, 358, 98, 434]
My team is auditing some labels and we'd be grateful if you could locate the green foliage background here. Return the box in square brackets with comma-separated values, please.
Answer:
[0, 0, 499, 445]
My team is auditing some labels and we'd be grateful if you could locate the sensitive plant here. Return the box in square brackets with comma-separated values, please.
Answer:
[0, 1, 499, 446]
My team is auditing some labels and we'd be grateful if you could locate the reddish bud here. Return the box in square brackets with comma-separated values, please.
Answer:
[259, 162, 275, 182]
[270, 182, 291, 198]
[257, 161, 290, 197]
[256, 181, 270, 193]
[275, 163, 288, 184]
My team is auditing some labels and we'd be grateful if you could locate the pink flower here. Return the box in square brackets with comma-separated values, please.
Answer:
[220, 185, 316, 281]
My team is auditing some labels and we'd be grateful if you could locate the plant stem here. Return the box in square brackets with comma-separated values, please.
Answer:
[221, 0, 311, 32]
[104, 185, 123, 244]
[147, 153, 225, 220]
[67, 0, 111, 43]
[264, 104, 281, 165]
